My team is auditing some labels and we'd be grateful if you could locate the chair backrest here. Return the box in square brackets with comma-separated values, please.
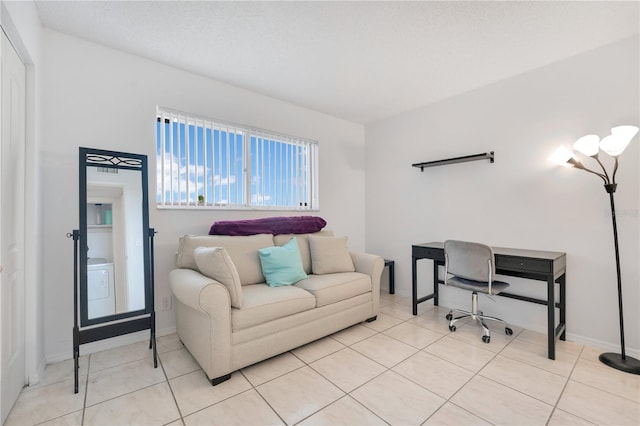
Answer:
[444, 240, 495, 282]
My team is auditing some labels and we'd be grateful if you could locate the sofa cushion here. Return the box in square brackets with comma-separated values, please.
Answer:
[232, 284, 316, 331]
[274, 230, 334, 274]
[194, 247, 243, 308]
[294, 272, 371, 307]
[177, 234, 274, 285]
[258, 237, 308, 287]
[308, 236, 355, 274]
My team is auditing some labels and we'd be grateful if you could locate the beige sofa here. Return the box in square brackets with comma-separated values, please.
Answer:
[169, 230, 384, 385]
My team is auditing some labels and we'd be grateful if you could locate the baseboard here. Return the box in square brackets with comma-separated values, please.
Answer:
[45, 326, 177, 364]
[566, 332, 640, 360]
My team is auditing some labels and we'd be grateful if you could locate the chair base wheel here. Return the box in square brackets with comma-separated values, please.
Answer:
[505, 327, 513, 335]
[446, 313, 453, 321]
[449, 325, 456, 332]
[482, 335, 490, 343]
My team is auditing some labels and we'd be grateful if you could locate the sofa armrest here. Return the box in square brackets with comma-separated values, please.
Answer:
[169, 268, 231, 313]
[169, 268, 233, 380]
[350, 252, 384, 314]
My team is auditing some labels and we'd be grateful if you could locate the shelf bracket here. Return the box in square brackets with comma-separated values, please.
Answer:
[412, 151, 494, 171]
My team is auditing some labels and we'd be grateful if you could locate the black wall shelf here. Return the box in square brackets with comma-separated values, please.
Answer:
[412, 151, 494, 171]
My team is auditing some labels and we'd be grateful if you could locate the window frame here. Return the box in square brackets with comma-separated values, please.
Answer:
[155, 107, 319, 211]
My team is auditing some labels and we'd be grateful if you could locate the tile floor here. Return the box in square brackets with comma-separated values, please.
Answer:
[6, 292, 640, 425]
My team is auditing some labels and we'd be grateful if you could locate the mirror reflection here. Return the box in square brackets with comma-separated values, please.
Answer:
[86, 166, 145, 319]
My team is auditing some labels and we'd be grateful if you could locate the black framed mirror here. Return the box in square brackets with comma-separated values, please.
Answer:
[71, 147, 156, 393]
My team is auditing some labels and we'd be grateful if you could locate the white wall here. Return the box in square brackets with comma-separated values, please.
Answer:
[365, 36, 640, 354]
[41, 29, 366, 361]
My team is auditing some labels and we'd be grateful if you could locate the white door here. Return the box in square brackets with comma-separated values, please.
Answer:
[0, 29, 26, 424]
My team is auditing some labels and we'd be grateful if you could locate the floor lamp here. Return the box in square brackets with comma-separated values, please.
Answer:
[551, 125, 640, 375]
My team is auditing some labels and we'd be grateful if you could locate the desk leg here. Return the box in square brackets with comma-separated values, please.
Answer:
[434, 261, 441, 306]
[547, 276, 556, 360]
[389, 262, 395, 294]
[559, 273, 566, 341]
[412, 256, 418, 315]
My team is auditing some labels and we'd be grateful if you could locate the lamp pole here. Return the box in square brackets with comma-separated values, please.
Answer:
[598, 183, 639, 373]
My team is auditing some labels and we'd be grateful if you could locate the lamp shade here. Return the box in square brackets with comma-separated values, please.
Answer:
[611, 125, 639, 140]
[600, 125, 638, 156]
[549, 145, 574, 165]
[573, 134, 600, 157]
[600, 134, 629, 157]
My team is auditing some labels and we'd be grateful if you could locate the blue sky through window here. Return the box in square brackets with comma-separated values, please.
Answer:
[156, 116, 313, 209]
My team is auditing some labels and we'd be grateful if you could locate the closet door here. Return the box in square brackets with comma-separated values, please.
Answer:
[0, 29, 26, 424]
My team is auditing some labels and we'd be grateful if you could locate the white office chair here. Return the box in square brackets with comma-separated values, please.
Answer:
[444, 240, 513, 343]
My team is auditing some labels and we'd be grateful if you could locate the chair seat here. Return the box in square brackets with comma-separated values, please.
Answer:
[446, 276, 509, 295]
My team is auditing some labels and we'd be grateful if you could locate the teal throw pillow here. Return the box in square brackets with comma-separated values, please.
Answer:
[258, 237, 308, 287]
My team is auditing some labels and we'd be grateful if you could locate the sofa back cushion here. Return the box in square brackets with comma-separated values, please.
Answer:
[273, 230, 334, 274]
[308, 235, 356, 274]
[177, 234, 274, 285]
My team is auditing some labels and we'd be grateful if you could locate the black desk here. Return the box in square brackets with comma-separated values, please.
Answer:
[412, 242, 567, 360]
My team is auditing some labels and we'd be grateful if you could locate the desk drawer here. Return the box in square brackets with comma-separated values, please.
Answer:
[413, 246, 444, 261]
[497, 256, 552, 273]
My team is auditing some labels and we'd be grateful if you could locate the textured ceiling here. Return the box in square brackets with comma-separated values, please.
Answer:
[35, 1, 639, 124]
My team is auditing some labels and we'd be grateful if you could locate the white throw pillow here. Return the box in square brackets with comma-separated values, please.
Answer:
[194, 246, 243, 308]
[308, 236, 355, 274]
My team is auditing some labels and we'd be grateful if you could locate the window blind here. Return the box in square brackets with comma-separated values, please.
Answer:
[156, 107, 318, 210]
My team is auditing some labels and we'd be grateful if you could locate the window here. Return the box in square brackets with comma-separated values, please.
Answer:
[156, 107, 319, 210]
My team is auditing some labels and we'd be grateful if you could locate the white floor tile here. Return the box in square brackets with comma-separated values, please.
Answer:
[423, 402, 492, 425]
[361, 312, 403, 332]
[85, 357, 165, 407]
[392, 350, 474, 399]
[82, 382, 180, 425]
[299, 395, 386, 425]
[547, 408, 596, 425]
[170, 370, 252, 416]
[379, 302, 415, 321]
[88, 341, 151, 373]
[351, 370, 444, 425]
[379, 292, 410, 307]
[446, 317, 520, 352]
[183, 389, 283, 425]
[156, 333, 184, 354]
[4, 377, 85, 426]
[291, 336, 344, 364]
[423, 335, 495, 372]
[500, 337, 580, 377]
[241, 352, 304, 386]
[36, 410, 84, 426]
[479, 355, 567, 405]
[310, 347, 386, 392]
[29, 357, 88, 389]
[451, 375, 553, 425]
[159, 347, 201, 379]
[330, 324, 376, 346]
[256, 366, 344, 425]
[408, 305, 455, 334]
[383, 321, 443, 349]
[557, 380, 640, 425]
[570, 357, 640, 402]
[351, 333, 417, 368]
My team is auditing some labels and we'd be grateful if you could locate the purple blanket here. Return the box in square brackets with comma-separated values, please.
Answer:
[209, 216, 327, 236]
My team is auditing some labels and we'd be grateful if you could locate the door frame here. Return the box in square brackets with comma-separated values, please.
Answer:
[0, 5, 41, 421]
